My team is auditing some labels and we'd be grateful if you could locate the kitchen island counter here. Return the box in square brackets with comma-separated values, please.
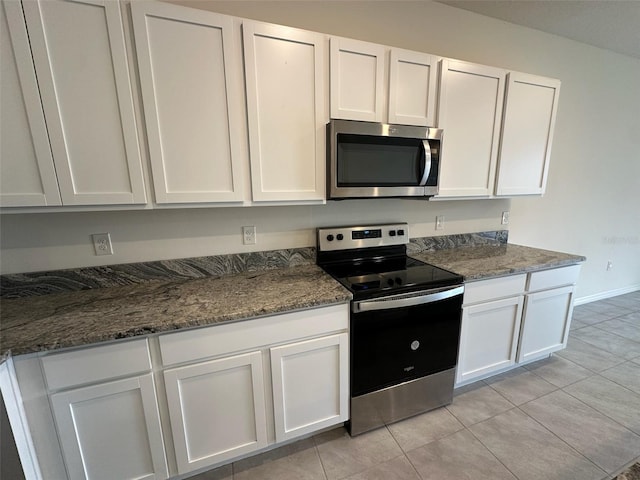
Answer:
[411, 243, 585, 281]
[0, 264, 351, 356]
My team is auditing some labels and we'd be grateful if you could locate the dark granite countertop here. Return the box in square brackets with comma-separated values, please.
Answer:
[411, 243, 585, 281]
[0, 237, 585, 358]
[0, 264, 352, 356]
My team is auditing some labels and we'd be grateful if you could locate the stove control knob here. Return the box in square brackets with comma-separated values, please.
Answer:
[336, 234, 344, 241]
[326, 234, 334, 242]
[411, 340, 420, 351]
[389, 230, 396, 237]
[387, 278, 395, 287]
[395, 277, 403, 285]
[398, 229, 405, 236]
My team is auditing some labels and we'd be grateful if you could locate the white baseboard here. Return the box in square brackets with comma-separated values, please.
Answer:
[574, 284, 640, 305]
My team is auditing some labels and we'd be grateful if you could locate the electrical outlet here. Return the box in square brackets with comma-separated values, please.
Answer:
[607, 261, 613, 271]
[501, 211, 510, 225]
[92, 233, 113, 256]
[242, 226, 256, 245]
[435, 215, 444, 231]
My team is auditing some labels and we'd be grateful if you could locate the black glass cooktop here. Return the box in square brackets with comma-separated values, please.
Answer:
[321, 255, 462, 297]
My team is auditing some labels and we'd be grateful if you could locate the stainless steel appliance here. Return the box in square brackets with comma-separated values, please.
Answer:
[317, 223, 463, 436]
[327, 120, 443, 199]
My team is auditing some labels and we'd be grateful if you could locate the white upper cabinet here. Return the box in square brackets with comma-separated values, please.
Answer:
[132, 2, 245, 204]
[21, 0, 146, 205]
[330, 39, 437, 126]
[496, 72, 561, 196]
[388, 48, 437, 126]
[243, 21, 327, 202]
[437, 59, 506, 198]
[330, 37, 385, 122]
[0, 1, 61, 207]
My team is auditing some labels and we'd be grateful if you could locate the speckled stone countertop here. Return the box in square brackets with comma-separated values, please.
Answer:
[411, 244, 585, 281]
[0, 265, 351, 356]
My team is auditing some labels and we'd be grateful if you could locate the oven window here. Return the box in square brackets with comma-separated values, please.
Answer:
[351, 294, 462, 397]
[337, 134, 424, 186]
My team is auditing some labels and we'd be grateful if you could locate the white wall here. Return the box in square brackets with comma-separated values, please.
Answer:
[2, 0, 639, 302]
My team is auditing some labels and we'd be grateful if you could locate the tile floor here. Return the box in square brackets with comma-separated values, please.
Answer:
[192, 291, 640, 480]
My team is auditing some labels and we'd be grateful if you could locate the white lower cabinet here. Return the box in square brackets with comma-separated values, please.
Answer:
[456, 264, 581, 386]
[6, 305, 349, 479]
[158, 303, 349, 475]
[518, 285, 575, 363]
[271, 333, 348, 442]
[457, 274, 526, 385]
[164, 351, 268, 474]
[50, 374, 168, 480]
[457, 296, 524, 384]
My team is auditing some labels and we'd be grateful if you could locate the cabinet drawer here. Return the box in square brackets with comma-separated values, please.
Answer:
[527, 264, 581, 292]
[41, 338, 151, 391]
[160, 304, 349, 367]
[463, 274, 527, 305]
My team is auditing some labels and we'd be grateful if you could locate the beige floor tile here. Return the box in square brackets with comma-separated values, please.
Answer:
[233, 438, 326, 480]
[485, 368, 557, 405]
[557, 337, 626, 372]
[314, 427, 402, 480]
[406, 429, 516, 480]
[593, 318, 640, 342]
[564, 375, 640, 434]
[572, 326, 640, 359]
[570, 318, 589, 330]
[601, 362, 640, 395]
[602, 294, 640, 310]
[343, 455, 420, 480]
[469, 409, 606, 480]
[187, 464, 233, 480]
[387, 406, 464, 452]
[446, 383, 514, 426]
[523, 355, 592, 388]
[581, 301, 633, 318]
[521, 390, 640, 473]
[617, 310, 640, 326]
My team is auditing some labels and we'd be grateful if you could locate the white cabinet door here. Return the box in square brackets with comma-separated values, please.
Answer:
[437, 59, 505, 198]
[0, 1, 60, 207]
[132, 2, 245, 204]
[518, 286, 575, 363]
[388, 49, 437, 126]
[457, 296, 524, 385]
[164, 351, 267, 474]
[22, 0, 146, 205]
[330, 37, 385, 122]
[496, 72, 561, 196]
[50, 374, 168, 480]
[244, 21, 326, 202]
[271, 333, 348, 443]
[0, 358, 42, 480]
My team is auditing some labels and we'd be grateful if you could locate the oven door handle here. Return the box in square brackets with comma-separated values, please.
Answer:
[352, 285, 464, 313]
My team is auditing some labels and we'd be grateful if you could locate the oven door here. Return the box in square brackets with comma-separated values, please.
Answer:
[350, 286, 463, 397]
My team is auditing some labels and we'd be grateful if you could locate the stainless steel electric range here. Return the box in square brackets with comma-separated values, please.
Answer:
[317, 223, 464, 436]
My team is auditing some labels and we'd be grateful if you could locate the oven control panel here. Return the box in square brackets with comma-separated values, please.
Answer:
[317, 223, 408, 251]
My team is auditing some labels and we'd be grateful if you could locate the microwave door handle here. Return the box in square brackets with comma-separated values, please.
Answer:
[419, 140, 432, 186]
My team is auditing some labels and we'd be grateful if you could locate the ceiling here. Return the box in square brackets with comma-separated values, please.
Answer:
[435, 0, 640, 59]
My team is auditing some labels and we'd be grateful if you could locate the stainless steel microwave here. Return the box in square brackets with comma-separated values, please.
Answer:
[327, 119, 443, 199]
